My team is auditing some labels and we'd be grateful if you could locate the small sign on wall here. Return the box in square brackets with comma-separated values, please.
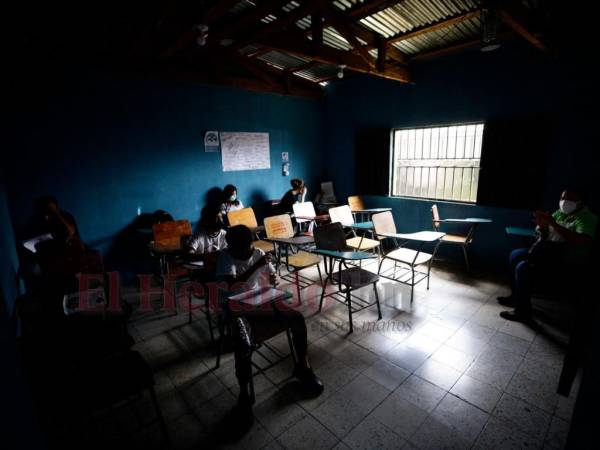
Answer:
[204, 131, 220, 152]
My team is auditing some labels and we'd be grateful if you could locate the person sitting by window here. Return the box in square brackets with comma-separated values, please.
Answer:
[219, 184, 244, 217]
[216, 225, 323, 428]
[278, 178, 307, 214]
[498, 187, 597, 323]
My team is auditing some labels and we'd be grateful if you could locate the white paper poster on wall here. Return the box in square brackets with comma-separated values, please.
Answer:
[220, 132, 271, 172]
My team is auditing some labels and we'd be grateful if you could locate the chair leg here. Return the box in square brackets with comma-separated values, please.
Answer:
[188, 286, 192, 324]
[319, 276, 328, 312]
[316, 263, 323, 285]
[462, 245, 470, 272]
[346, 290, 353, 333]
[410, 266, 415, 305]
[206, 297, 215, 345]
[216, 319, 226, 368]
[295, 271, 302, 305]
[149, 385, 169, 443]
[286, 328, 298, 365]
[373, 283, 382, 320]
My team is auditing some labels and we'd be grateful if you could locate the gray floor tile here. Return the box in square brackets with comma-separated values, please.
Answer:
[338, 373, 391, 412]
[493, 393, 552, 442]
[473, 416, 542, 449]
[465, 359, 517, 391]
[276, 415, 337, 450]
[385, 343, 430, 372]
[362, 359, 411, 391]
[450, 374, 502, 413]
[414, 359, 462, 391]
[488, 331, 531, 356]
[544, 416, 569, 449]
[396, 375, 446, 413]
[409, 415, 472, 450]
[343, 416, 406, 450]
[431, 393, 489, 441]
[505, 373, 559, 414]
[311, 390, 370, 439]
[431, 345, 475, 372]
[254, 389, 308, 437]
[371, 391, 429, 439]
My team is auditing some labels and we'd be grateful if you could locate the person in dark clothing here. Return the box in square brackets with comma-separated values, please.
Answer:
[278, 178, 307, 214]
[217, 225, 323, 430]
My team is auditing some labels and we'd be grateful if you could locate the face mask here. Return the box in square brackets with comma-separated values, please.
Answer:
[559, 199, 577, 215]
[229, 195, 237, 202]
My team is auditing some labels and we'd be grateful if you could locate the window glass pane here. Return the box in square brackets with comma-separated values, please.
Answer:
[391, 123, 484, 203]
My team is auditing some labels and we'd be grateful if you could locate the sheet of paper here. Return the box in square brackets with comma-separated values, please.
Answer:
[228, 287, 286, 306]
[220, 132, 271, 172]
[22, 233, 53, 253]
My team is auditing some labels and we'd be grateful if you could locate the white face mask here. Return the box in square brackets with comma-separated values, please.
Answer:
[229, 195, 237, 202]
[559, 199, 577, 215]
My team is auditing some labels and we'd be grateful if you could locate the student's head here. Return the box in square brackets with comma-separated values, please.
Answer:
[560, 187, 586, 215]
[223, 184, 238, 203]
[34, 195, 58, 217]
[290, 178, 304, 193]
[226, 225, 254, 260]
[199, 206, 222, 235]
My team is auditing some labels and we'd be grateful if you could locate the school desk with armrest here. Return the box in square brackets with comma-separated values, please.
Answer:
[373, 211, 445, 305]
[328, 205, 380, 255]
[312, 222, 381, 333]
[348, 195, 392, 223]
[226, 207, 273, 253]
[264, 214, 322, 303]
[431, 204, 491, 272]
[293, 201, 329, 233]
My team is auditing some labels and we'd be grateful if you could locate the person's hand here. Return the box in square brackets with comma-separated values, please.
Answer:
[264, 252, 273, 264]
[269, 273, 279, 286]
[534, 211, 554, 228]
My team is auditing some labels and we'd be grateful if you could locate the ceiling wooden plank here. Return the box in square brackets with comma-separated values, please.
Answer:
[258, 30, 410, 83]
[497, 8, 549, 53]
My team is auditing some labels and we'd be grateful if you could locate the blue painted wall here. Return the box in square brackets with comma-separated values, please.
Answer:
[323, 42, 598, 271]
[0, 171, 20, 315]
[7, 70, 325, 264]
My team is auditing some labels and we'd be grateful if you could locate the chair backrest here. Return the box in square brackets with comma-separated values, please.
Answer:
[314, 222, 347, 251]
[372, 211, 397, 235]
[152, 220, 192, 249]
[431, 204, 441, 231]
[264, 214, 294, 239]
[320, 181, 337, 203]
[329, 205, 355, 227]
[348, 196, 365, 211]
[227, 207, 258, 228]
[293, 201, 317, 223]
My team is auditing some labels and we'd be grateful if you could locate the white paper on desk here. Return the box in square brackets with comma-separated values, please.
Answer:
[22, 233, 53, 253]
[228, 287, 286, 306]
[187, 261, 204, 267]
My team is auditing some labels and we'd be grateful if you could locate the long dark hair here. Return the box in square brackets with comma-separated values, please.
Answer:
[223, 184, 240, 206]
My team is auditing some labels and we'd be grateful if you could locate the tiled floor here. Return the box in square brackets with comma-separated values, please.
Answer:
[101, 259, 577, 449]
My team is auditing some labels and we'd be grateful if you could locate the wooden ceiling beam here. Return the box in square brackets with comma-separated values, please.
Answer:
[386, 10, 481, 45]
[230, 0, 321, 52]
[497, 8, 549, 53]
[159, 0, 240, 59]
[409, 31, 513, 63]
[258, 30, 410, 83]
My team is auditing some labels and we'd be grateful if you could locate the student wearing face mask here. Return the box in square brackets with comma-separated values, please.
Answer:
[498, 187, 597, 323]
[220, 184, 244, 217]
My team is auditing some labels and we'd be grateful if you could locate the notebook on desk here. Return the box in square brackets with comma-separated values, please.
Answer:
[228, 286, 290, 307]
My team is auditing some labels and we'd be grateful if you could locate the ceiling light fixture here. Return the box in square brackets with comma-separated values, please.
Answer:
[337, 64, 346, 79]
[194, 24, 209, 46]
[480, 4, 501, 52]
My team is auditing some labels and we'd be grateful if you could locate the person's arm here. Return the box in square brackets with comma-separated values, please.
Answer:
[48, 204, 77, 237]
[535, 211, 593, 245]
[300, 186, 307, 203]
[187, 233, 204, 254]
[220, 253, 273, 287]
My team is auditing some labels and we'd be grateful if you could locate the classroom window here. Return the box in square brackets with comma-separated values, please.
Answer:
[390, 123, 484, 203]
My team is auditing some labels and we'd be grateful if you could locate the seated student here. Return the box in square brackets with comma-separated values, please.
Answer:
[219, 184, 244, 218]
[278, 178, 307, 214]
[216, 225, 323, 425]
[499, 187, 597, 323]
[187, 206, 227, 256]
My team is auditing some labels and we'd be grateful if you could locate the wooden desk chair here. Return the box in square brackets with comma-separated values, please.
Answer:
[328, 205, 380, 253]
[227, 207, 273, 253]
[150, 220, 193, 318]
[264, 214, 322, 303]
[431, 204, 475, 271]
[373, 211, 444, 304]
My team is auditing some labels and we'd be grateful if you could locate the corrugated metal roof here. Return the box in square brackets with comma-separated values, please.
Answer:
[258, 50, 309, 69]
